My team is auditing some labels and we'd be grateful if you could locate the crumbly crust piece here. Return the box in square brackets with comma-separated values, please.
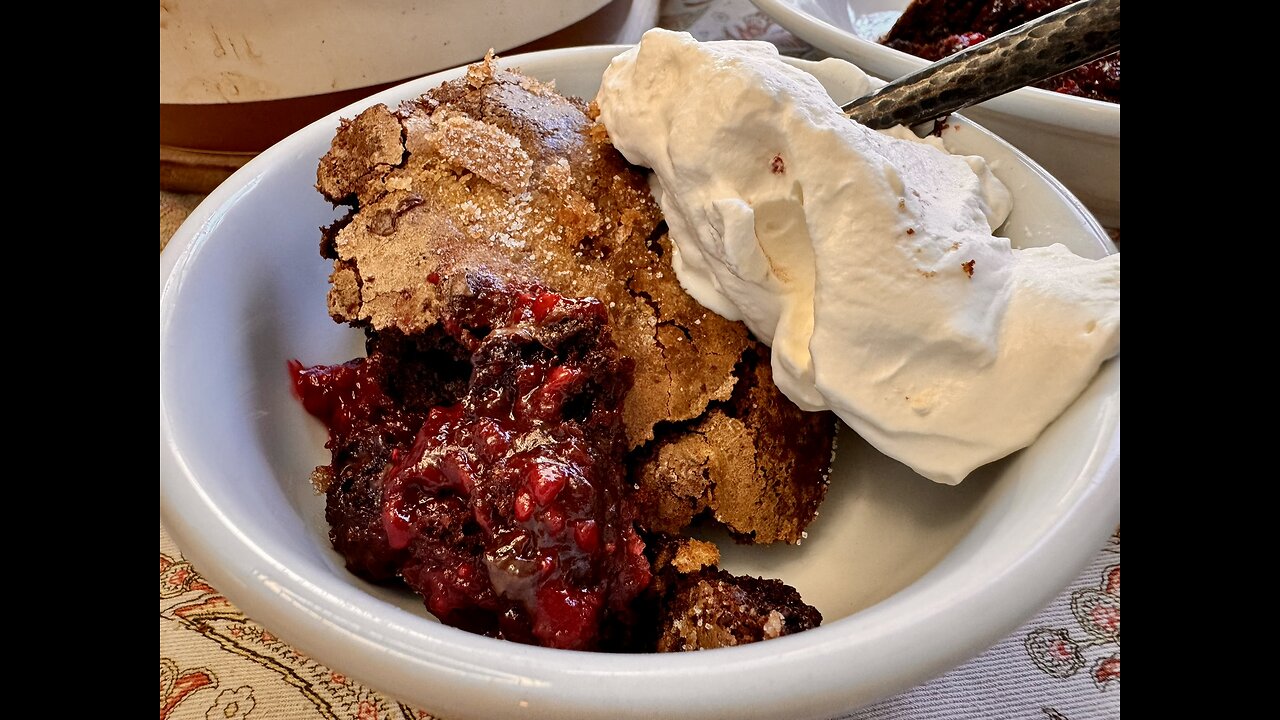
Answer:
[652, 536, 721, 575]
[317, 104, 406, 205]
[646, 535, 821, 652]
[656, 571, 822, 651]
[635, 345, 836, 544]
[881, 0, 1119, 103]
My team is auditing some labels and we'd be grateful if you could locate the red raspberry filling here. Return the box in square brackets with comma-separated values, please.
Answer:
[293, 271, 651, 650]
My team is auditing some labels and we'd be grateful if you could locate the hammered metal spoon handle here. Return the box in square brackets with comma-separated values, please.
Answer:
[842, 0, 1120, 129]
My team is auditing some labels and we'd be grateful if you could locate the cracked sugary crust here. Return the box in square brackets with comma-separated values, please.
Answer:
[315, 57, 747, 449]
[315, 58, 834, 543]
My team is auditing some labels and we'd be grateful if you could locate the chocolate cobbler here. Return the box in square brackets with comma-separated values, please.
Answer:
[293, 56, 833, 651]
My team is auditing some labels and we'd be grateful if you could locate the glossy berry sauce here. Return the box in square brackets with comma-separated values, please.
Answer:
[292, 271, 650, 650]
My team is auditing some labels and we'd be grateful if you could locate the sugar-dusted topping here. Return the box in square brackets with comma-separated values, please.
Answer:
[315, 59, 759, 451]
[465, 49, 497, 88]
[427, 112, 533, 194]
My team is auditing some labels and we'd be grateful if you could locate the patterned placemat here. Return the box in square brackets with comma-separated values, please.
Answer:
[161, 518, 1118, 720]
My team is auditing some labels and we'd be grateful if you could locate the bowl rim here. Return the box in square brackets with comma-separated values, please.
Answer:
[750, 0, 1121, 138]
[160, 42, 1119, 719]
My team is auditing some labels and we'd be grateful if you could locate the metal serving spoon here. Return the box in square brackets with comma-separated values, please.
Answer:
[842, 0, 1120, 130]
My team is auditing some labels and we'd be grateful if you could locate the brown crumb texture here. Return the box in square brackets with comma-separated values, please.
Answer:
[316, 105, 406, 205]
[314, 57, 750, 448]
[652, 536, 721, 575]
[635, 344, 836, 544]
[427, 112, 533, 194]
[309, 465, 335, 494]
[655, 568, 822, 652]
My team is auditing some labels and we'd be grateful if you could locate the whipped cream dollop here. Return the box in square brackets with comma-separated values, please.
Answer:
[596, 30, 1120, 484]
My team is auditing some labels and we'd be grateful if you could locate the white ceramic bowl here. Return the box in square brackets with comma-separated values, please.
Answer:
[159, 45, 1120, 720]
[751, 0, 1121, 227]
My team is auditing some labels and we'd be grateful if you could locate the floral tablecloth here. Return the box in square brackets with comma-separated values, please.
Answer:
[160, 2, 1119, 718]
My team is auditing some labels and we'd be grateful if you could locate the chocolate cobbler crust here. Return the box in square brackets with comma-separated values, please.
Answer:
[303, 57, 834, 651]
[645, 535, 822, 652]
[316, 58, 748, 451]
[314, 57, 834, 546]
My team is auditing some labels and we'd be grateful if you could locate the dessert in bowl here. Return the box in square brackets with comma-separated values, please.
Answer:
[159, 40, 1119, 719]
[750, 0, 1122, 226]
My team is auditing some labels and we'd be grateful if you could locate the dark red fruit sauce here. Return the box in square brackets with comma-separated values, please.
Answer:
[292, 271, 651, 650]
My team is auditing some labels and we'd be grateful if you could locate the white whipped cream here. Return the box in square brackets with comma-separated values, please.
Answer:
[595, 30, 1120, 484]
